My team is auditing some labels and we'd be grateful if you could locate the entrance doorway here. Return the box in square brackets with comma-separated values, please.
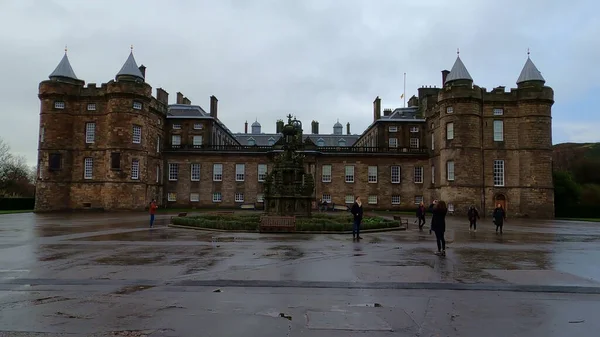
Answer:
[494, 194, 507, 210]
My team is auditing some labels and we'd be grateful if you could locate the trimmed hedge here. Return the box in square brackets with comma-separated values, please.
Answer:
[0, 198, 34, 211]
[171, 213, 400, 232]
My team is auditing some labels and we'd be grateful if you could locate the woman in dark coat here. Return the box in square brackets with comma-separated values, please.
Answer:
[493, 204, 507, 234]
[350, 196, 364, 240]
[429, 200, 448, 256]
[416, 202, 426, 231]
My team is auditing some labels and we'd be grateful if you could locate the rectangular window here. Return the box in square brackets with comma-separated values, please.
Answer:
[432, 165, 435, 184]
[131, 159, 140, 179]
[493, 120, 504, 142]
[213, 164, 223, 181]
[321, 164, 332, 182]
[494, 160, 505, 187]
[193, 135, 203, 147]
[258, 164, 267, 182]
[235, 192, 244, 203]
[414, 196, 424, 205]
[84, 157, 93, 179]
[193, 123, 203, 130]
[391, 166, 401, 183]
[132, 125, 142, 144]
[167, 193, 176, 202]
[368, 166, 377, 183]
[172, 135, 181, 146]
[168, 163, 179, 181]
[49, 153, 62, 170]
[40, 127, 45, 143]
[156, 165, 160, 183]
[414, 166, 423, 183]
[391, 195, 401, 205]
[156, 136, 161, 153]
[191, 163, 200, 181]
[190, 193, 200, 202]
[322, 194, 332, 203]
[235, 164, 245, 181]
[85, 122, 95, 143]
[410, 138, 419, 148]
[389, 126, 398, 132]
[368, 195, 378, 204]
[212, 192, 222, 203]
[172, 124, 182, 130]
[446, 106, 453, 114]
[493, 108, 504, 116]
[87, 103, 96, 111]
[257, 193, 265, 203]
[345, 165, 354, 183]
[431, 133, 435, 150]
[389, 138, 398, 148]
[447, 161, 455, 181]
[446, 122, 454, 140]
[54, 101, 65, 109]
[133, 101, 142, 110]
[410, 126, 419, 133]
[345, 195, 354, 204]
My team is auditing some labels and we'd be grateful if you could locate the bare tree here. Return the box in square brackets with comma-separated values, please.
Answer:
[0, 137, 36, 197]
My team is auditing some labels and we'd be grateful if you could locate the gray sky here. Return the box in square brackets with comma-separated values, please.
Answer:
[1, 0, 598, 167]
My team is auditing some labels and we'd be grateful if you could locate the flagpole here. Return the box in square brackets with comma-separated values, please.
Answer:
[403, 72, 406, 108]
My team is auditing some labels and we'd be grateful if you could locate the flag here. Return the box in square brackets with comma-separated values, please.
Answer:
[400, 94, 404, 99]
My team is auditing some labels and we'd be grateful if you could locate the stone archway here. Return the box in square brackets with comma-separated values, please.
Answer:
[494, 194, 507, 210]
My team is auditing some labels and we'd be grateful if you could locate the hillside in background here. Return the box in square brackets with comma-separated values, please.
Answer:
[553, 142, 600, 172]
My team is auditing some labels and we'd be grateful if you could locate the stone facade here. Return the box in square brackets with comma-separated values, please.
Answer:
[35, 52, 555, 218]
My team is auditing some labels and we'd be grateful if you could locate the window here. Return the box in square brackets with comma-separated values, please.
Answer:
[54, 101, 65, 109]
[322, 165, 332, 182]
[493, 120, 504, 142]
[446, 106, 453, 114]
[345, 165, 354, 183]
[84, 157, 93, 179]
[212, 192, 222, 203]
[172, 124, 181, 130]
[447, 161, 455, 181]
[193, 135, 203, 147]
[87, 103, 96, 111]
[213, 164, 223, 181]
[391, 195, 401, 205]
[247, 138, 256, 146]
[193, 123, 203, 130]
[410, 138, 419, 148]
[345, 195, 354, 204]
[268, 138, 276, 146]
[49, 153, 61, 170]
[389, 126, 398, 132]
[258, 164, 267, 182]
[85, 122, 95, 143]
[168, 163, 179, 181]
[157, 136, 161, 153]
[133, 101, 142, 110]
[431, 133, 435, 150]
[368, 166, 377, 183]
[172, 135, 181, 146]
[257, 193, 265, 203]
[131, 159, 140, 179]
[40, 127, 45, 143]
[322, 194, 332, 203]
[389, 138, 398, 148]
[235, 164, 245, 181]
[235, 193, 244, 203]
[391, 166, 401, 183]
[410, 126, 419, 133]
[414, 196, 424, 205]
[132, 125, 142, 144]
[493, 108, 504, 116]
[494, 160, 505, 186]
[446, 122, 454, 140]
[167, 193, 176, 202]
[338, 139, 346, 146]
[368, 195, 378, 204]
[432, 165, 435, 184]
[414, 166, 423, 183]
[190, 193, 200, 202]
[317, 139, 325, 146]
[156, 165, 160, 183]
[191, 163, 200, 181]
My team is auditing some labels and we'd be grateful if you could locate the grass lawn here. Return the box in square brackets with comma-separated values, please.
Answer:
[0, 210, 33, 215]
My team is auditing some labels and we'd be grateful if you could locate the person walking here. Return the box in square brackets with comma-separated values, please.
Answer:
[149, 199, 158, 228]
[350, 196, 364, 240]
[429, 200, 448, 256]
[467, 205, 480, 232]
[493, 203, 506, 234]
[416, 202, 426, 231]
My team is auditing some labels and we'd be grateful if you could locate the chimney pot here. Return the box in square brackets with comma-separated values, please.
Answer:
[373, 96, 382, 121]
[176, 92, 184, 104]
[244, 121, 248, 134]
[441, 70, 450, 86]
[138, 65, 146, 78]
[346, 122, 350, 135]
[210, 95, 218, 119]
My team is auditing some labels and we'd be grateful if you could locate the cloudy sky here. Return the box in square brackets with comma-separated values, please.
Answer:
[0, 0, 598, 167]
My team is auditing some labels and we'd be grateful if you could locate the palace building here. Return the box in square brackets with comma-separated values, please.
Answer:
[34, 50, 554, 218]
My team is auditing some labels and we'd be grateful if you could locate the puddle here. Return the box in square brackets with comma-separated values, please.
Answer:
[263, 245, 304, 260]
[454, 248, 551, 271]
[35, 222, 143, 237]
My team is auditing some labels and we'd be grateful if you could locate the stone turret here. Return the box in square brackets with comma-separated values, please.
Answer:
[115, 50, 145, 82]
[444, 54, 473, 87]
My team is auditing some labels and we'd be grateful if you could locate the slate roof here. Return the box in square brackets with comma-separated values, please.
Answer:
[445, 56, 473, 84]
[49, 53, 79, 80]
[380, 106, 423, 121]
[167, 104, 238, 143]
[233, 133, 360, 147]
[116, 52, 144, 80]
[517, 57, 545, 84]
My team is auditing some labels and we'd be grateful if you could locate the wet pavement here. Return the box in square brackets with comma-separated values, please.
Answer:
[1, 212, 600, 336]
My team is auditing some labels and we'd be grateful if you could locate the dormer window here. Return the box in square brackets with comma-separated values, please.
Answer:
[172, 124, 181, 130]
[338, 139, 346, 146]
[54, 101, 65, 109]
[132, 101, 142, 110]
[388, 126, 398, 132]
[446, 106, 453, 114]
[247, 138, 256, 146]
[193, 123, 203, 130]
[268, 137, 275, 146]
[317, 138, 325, 147]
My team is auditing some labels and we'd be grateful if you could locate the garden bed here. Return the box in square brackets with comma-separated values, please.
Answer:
[170, 213, 402, 232]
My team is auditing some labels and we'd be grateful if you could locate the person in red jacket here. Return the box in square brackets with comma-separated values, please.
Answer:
[149, 199, 158, 228]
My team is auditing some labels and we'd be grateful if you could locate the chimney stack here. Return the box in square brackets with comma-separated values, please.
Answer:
[244, 121, 248, 134]
[311, 120, 319, 134]
[210, 95, 218, 119]
[176, 92, 184, 104]
[373, 96, 381, 121]
[441, 70, 450, 86]
[182, 97, 191, 105]
[276, 120, 284, 133]
[139, 65, 146, 79]
[156, 88, 169, 104]
[346, 122, 350, 135]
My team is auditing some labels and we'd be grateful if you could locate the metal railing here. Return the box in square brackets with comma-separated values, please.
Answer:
[166, 144, 429, 154]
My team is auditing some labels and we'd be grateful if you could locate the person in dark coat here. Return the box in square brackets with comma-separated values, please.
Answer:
[429, 200, 448, 256]
[493, 204, 507, 234]
[416, 202, 426, 230]
[350, 196, 364, 240]
[467, 205, 480, 232]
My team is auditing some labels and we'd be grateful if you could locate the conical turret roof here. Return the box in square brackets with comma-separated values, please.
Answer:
[445, 56, 473, 84]
[517, 56, 545, 84]
[49, 52, 79, 80]
[116, 51, 144, 80]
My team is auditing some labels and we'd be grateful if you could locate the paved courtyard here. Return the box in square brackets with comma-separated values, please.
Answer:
[1, 211, 600, 336]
